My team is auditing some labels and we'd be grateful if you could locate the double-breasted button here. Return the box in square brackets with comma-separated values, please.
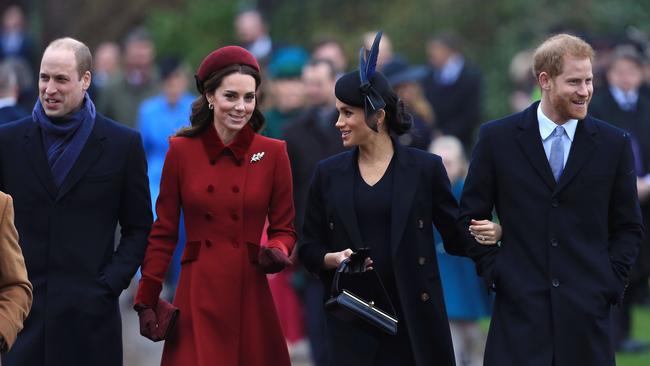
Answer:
[232, 186, 240, 193]
[550, 238, 558, 247]
[235, 160, 243, 167]
[551, 199, 559, 208]
[551, 278, 560, 288]
[231, 212, 239, 221]
[417, 219, 424, 229]
[210, 158, 216, 165]
[232, 239, 240, 248]
[207, 185, 214, 193]
[205, 212, 213, 221]
[420, 292, 430, 302]
[205, 240, 213, 248]
[418, 257, 426, 266]
[329, 222, 334, 230]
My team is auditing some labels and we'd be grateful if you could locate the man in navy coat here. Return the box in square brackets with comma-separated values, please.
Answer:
[461, 34, 643, 366]
[0, 37, 152, 365]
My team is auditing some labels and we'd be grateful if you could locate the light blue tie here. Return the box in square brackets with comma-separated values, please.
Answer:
[549, 126, 565, 182]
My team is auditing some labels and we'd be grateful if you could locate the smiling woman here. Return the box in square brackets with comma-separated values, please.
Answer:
[298, 32, 501, 366]
[134, 45, 296, 366]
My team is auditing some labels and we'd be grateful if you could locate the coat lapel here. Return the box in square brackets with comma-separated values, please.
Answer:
[23, 123, 58, 199]
[390, 143, 418, 257]
[333, 150, 365, 250]
[554, 117, 597, 194]
[515, 103, 557, 191]
[56, 122, 104, 201]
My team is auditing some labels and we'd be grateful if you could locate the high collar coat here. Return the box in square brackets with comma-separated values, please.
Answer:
[0, 115, 152, 366]
[299, 142, 468, 366]
[136, 124, 296, 366]
[461, 102, 644, 366]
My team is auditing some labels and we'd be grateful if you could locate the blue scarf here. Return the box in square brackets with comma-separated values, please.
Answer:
[33, 94, 96, 188]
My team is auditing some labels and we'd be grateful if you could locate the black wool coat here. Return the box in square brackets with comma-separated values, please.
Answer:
[299, 142, 469, 366]
[461, 102, 643, 366]
[0, 115, 152, 366]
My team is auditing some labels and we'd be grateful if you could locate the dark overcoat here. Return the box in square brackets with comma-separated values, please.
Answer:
[299, 142, 466, 366]
[461, 102, 644, 366]
[0, 115, 152, 366]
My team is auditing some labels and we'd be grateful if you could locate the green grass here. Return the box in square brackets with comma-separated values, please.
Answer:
[618, 306, 650, 366]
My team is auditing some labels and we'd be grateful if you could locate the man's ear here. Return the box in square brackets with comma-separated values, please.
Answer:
[538, 72, 551, 91]
[82, 71, 91, 91]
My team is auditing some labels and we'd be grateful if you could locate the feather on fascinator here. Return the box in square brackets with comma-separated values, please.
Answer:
[334, 31, 392, 133]
[358, 31, 387, 122]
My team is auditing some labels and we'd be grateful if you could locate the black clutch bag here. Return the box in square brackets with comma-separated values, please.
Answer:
[325, 258, 398, 335]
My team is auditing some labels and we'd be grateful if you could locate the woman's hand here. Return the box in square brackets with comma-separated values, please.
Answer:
[323, 249, 353, 270]
[469, 219, 502, 246]
[323, 249, 373, 270]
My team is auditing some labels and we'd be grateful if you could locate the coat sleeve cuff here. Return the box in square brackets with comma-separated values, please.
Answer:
[0, 312, 17, 351]
[135, 278, 162, 307]
[265, 239, 290, 256]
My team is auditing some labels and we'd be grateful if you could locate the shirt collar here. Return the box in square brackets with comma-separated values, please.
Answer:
[609, 85, 638, 108]
[439, 55, 464, 85]
[537, 103, 578, 142]
[0, 97, 17, 109]
[201, 122, 255, 164]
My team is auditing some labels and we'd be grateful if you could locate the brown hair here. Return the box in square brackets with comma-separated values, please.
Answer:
[176, 64, 264, 137]
[533, 33, 594, 79]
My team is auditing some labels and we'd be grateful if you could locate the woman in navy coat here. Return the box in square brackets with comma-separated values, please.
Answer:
[298, 33, 500, 366]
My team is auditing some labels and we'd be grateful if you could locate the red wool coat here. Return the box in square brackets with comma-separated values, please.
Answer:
[135, 123, 296, 366]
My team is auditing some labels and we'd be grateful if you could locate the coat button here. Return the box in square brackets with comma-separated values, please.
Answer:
[231, 212, 239, 221]
[205, 240, 213, 248]
[420, 292, 430, 301]
[551, 200, 559, 208]
[552, 279, 560, 288]
[205, 212, 213, 221]
[207, 185, 214, 193]
[329, 222, 334, 230]
[232, 186, 240, 193]
[210, 158, 216, 165]
[232, 239, 240, 248]
[418, 257, 426, 266]
[418, 219, 424, 229]
[550, 239, 558, 247]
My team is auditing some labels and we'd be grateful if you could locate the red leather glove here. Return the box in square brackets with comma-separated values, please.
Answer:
[258, 246, 292, 274]
[136, 306, 163, 342]
[134, 300, 179, 342]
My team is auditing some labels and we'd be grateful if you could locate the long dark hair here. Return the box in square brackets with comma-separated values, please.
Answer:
[176, 64, 265, 137]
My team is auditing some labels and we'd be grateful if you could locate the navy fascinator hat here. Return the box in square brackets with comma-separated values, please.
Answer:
[335, 31, 393, 132]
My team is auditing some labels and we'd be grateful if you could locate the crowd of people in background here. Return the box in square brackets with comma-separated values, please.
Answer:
[2, 3, 650, 366]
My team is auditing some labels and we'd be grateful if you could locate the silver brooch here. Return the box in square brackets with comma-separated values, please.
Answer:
[250, 152, 265, 163]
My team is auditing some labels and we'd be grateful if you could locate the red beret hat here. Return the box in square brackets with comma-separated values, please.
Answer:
[194, 46, 260, 93]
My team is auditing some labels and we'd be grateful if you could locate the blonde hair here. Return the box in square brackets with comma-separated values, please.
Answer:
[532, 33, 594, 79]
[429, 135, 468, 179]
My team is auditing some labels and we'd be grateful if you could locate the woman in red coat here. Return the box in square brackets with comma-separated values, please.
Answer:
[134, 46, 296, 366]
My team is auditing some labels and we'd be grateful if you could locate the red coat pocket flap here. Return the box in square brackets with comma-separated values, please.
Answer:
[181, 241, 202, 264]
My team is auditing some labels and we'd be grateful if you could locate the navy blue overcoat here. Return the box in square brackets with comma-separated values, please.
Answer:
[0, 114, 152, 366]
[461, 102, 644, 366]
[299, 142, 468, 366]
